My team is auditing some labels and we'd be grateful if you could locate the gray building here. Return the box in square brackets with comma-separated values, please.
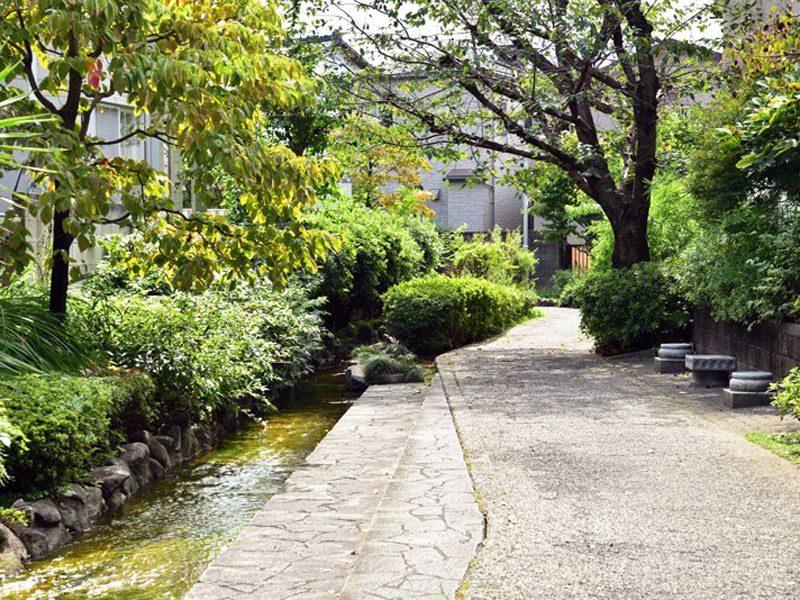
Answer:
[0, 61, 182, 273]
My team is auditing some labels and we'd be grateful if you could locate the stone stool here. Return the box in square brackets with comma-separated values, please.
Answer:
[685, 355, 736, 388]
[724, 371, 774, 408]
[654, 343, 693, 374]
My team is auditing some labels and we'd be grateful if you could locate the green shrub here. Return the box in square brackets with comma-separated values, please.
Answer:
[382, 275, 539, 355]
[770, 367, 800, 421]
[676, 205, 800, 327]
[0, 402, 24, 487]
[549, 269, 583, 308]
[0, 373, 155, 496]
[77, 282, 325, 422]
[0, 275, 97, 376]
[106, 371, 159, 436]
[81, 233, 172, 297]
[451, 227, 537, 289]
[352, 343, 422, 382]
[574, 263, 689, 354]
[309, 197, 442, 326]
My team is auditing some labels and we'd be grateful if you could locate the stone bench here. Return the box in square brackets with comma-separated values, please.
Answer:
[654, 343, 693, 374]
[685, 355, 736, 388]
[723, 371, 774, 408]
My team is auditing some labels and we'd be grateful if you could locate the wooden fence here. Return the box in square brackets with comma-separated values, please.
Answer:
[570, 245, 590, 272]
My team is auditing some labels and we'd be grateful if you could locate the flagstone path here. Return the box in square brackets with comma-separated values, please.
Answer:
[189, 306, 800, 600]
[187, 378, 482, 600]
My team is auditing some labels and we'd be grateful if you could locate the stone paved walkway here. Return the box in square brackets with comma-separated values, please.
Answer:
[188, 378, 482, 599]
[438, 307, 800, 599]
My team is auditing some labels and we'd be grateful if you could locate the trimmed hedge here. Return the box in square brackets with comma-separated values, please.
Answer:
[573, 262, 689, 354]
[0, 372, 155, 496]
[382, 275, 539, 355]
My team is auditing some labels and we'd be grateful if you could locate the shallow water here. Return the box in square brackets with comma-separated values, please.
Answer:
[0, 372, 352, 599]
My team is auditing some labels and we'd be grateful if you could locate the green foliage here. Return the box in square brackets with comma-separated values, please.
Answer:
[0, 507, 29, 528]
[730, 67, 800, 192]
[686, 93, 753, 218]
[0, 62, 59, 233]
[382, 275, 539, 355]
[678, 204, 800, 327]
[746, 431, 800, 466]
[666, 63, 800, 328]
[549, 269, 583, 308]
[770, 367, 800, 422]
[0, 373, 154, 496]
[573, 263, 689, 354]
[451, 227, 537, 289]
[106, 371, 159, 437]
[77, 282, 325, 422]
[0, 0, 338, 306]
[0, 401, 24, 486]
[511, 161, 601, 243]
[80, 234, 172, 297]
[352, 343, 422, 383]
[309, 196, 442, 326]
[329, 116, 432, 206]
[589, 173, 700, 271]
[0, 275, 96, 376]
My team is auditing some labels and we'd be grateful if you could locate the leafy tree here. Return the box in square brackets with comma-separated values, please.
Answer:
[0, 0, 338, 315]
[508, 161, 601, 244]
[329, 114, 432, 206]
[673, 14, 800, 327]
[330, 0, 717, 267]
[716, 12, 800, 197]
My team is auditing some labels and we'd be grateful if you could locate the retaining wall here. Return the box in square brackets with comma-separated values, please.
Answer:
[692, 308, 800, 378]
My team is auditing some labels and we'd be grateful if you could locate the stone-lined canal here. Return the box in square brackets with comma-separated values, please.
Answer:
[0, 373, 352, 599]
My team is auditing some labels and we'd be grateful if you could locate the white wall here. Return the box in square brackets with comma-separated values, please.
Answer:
[1, 100, 177, 274]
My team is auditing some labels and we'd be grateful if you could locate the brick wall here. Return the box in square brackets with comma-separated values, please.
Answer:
[692, 308, 800, 378]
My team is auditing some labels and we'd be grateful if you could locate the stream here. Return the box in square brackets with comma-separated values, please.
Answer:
[0, 372, 352, 599]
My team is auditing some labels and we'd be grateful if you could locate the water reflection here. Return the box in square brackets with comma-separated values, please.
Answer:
[0, 373, 351, 599]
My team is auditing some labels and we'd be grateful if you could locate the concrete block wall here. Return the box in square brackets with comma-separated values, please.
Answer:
[531, 237, 565, 288]
[693, 308, 800, 378]
[445, 182, 490, 231]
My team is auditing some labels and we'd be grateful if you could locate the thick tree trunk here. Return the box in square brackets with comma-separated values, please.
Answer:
[48, 210, 73, 315]
[608, 201, 650, 268]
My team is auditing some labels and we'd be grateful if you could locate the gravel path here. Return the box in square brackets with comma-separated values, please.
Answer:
[438, 307, 800, 600]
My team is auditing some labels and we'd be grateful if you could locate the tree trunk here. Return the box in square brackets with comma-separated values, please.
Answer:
[48, 210, 73, 315]
[608, 202, 650, 268]
[47, 33, 82, 315]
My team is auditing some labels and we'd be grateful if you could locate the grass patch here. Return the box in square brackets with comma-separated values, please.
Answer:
[746, 431, 800, 465]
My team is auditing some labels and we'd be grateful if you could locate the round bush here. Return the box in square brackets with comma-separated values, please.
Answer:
[574, 262, 689, 354]
[382, 275, 538, 355]
[309, 198, 442, 327]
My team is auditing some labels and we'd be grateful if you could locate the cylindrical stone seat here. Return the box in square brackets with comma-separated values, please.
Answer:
[685, 355, 737, 388]
[657, 343, 693, 359]
[729, 371, 773, 393]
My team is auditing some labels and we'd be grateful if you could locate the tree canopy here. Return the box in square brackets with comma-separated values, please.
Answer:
[0, 0, 338, 313]
[324, 0, 717, 267]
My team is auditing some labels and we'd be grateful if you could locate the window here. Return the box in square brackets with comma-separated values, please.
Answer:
[119, 110, 146, 161]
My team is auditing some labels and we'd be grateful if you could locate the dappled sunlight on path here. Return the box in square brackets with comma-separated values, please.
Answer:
[439, 308, 800, 599]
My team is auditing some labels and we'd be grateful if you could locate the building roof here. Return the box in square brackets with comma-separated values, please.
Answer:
[445, 168, 480, 181]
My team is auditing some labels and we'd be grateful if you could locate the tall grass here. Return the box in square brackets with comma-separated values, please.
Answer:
[0, 278, 95, 376]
